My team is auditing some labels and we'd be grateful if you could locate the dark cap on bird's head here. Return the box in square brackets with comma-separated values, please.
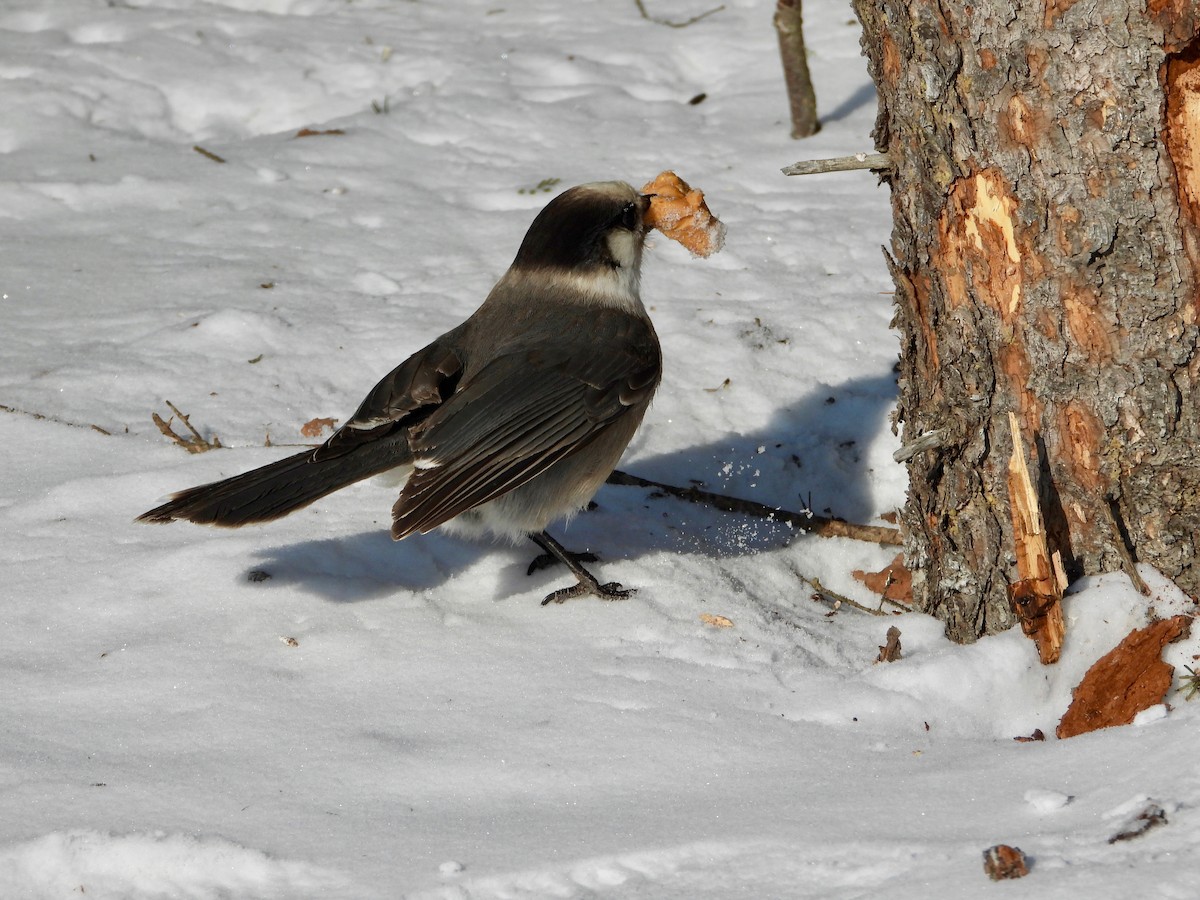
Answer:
[512, 181, 650, 274]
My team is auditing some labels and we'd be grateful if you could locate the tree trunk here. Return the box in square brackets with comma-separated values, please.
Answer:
[852, 0, 1200, 642]
[775, 0, 821, 138]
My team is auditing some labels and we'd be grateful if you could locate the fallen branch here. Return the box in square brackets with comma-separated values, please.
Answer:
[607, 468, 902, 545]
[781, 152, 892, 176]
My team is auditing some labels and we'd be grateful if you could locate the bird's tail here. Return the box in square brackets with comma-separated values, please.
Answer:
[137, 444, 408, 527]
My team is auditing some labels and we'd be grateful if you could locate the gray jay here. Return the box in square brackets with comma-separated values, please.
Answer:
[139, 181, 661, 605]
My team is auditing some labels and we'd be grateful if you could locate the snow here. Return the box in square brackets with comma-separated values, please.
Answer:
[2, 1, 1199, 897]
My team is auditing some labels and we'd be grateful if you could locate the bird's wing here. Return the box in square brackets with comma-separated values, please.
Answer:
[312, 336, 465, 462]
[391, 311, 660, 538]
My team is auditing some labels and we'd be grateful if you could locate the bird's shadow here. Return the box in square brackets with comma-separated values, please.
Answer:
[246, 371, 897, 603]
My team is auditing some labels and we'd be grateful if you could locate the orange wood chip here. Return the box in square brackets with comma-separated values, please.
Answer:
[1056, 615, 1192, 739]
[700, 613, 734, 628]
[641, 171, 725, 258]
[300, 417, 337, 438]
[982, 844, 1029, 880]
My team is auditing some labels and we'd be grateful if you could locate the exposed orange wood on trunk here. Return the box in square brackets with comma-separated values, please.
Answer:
[1056, 401, 1104, 494]
[1164, 43, 1200, 317]
[1043, 0, 1084, 28]
[939, 170, 1022, 316]
[1062, 286, 1116, 358]
[880, 30, 900, 85]
[908, 271, 940, 372]
[1006, 412, 1065, 665]
[1148, 0, 1200, 54]
[1000, 92, 1052, 154]
[938, 171, 1042, 434]
[856, 0, 1200, 640]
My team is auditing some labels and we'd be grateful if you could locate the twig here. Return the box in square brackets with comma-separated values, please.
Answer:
[193, 145, 226, 164]
[0, 403, 114, 434]
[805, 576, 894, 616]
[607, 468, 902, 545]
[781, 152, 892, 176]
[634, 0, 724, 28]
[166, 400, 207, 444]
[151, 402, 223, 453]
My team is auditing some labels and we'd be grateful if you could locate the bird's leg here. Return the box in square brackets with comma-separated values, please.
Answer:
[528, 530, 635, 606]
[525, 502, 601, 574]
[526, 547, 599, 575]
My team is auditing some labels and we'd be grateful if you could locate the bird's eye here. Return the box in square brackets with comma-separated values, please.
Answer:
[616, 201, 640, 231]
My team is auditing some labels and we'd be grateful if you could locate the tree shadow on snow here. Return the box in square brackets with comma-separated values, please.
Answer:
[579, 369, 899, 558]
[821, 81, 879, 125]
[244, 371, 897, 602]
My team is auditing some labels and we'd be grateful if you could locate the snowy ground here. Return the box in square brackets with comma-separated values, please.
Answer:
[3, 1, 1199, 897]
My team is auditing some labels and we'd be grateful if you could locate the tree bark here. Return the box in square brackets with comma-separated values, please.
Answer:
[852, 0, 1200, 641]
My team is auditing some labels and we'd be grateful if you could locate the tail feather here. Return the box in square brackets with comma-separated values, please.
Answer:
[137, 444, 409, 527]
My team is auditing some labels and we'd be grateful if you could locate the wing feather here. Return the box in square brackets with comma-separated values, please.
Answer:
[313, 337, 464, 461]
[391, 310, 659, 538]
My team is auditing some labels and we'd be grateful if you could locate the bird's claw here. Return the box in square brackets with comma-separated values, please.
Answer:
[540, 580, 635, 606]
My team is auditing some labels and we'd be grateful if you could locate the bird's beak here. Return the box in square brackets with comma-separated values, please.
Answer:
[637, 193, 653, 228]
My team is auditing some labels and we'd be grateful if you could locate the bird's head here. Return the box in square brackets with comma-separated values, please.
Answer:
[509, 181, 650, 307]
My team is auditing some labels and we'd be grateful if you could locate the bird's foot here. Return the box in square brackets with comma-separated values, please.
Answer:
[540, 577, 635, 606]
[528, 530, 634, 606]
[526, 549, 599, 576]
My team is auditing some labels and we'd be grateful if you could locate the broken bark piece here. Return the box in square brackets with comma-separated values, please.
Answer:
[1006, 412, 1065, 664]
[875, 625, 902, 663]
[1012, 728, 1045, 743]
[853, 553, 913, 604]
[1056, 615, 1192, 739]
[982, 844, 1029, 880]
